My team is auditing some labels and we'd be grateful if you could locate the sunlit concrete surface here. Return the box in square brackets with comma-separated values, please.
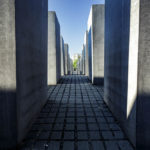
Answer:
[84, 31, 89, 77]
[48, 11, 61, 85]
[88, 4, 104, 85]
[64, 44, 69, 75]
[82, 46, 85, 75]
[60, 36, 65, 76]
[20, 76, 134, 150]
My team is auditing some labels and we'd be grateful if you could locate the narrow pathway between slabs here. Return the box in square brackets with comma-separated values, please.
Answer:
[21, 75, 134, 150]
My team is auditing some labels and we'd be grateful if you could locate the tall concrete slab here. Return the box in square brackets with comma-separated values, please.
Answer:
[70, 59, 73, 75]
[80, 56, 83, 75]
[0, 0, 48, 149]
[64, 44, 69, 75]
[48, 11, 61, 85]
[60, 36, 65, 76]
[68, 53, 71, 75]
[69, 58, 73, 75]
[82, 45, 85, 75]
[84, 31, 89, 76]
[77, 56, 82, 75]
[88, 5, 104, 85]
[105, 0, 150, 149]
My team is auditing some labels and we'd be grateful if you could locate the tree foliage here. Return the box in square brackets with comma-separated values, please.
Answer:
[73, 59, 78, 69]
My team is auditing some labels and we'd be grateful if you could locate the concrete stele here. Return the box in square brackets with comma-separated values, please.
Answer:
[0, 0, 48, 148]
[87, 4, 104, 85]
[48, 11, 61, 85]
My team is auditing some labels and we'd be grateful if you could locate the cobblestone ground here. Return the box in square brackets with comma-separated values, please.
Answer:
[21, 75, 134, 150]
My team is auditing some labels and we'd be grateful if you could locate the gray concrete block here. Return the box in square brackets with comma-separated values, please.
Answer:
[82, 45, 85, 75]
[48, 11, 61, 85]
[104, 0, 150, 149]
[0, 0, 48, 149]
[68, 53, 71, 75]
[60, 36, 65, 76]
[87, 5, 104, 85]
[64, 44, 69, 75]
[136, 1, 150, 149]
[69, 58, 73, 75]
[84, 31, 89, 76]
[79, 55, 83, 75]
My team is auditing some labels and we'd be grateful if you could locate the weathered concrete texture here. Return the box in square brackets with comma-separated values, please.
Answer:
[84, 31, 89, 76]
[68, 53, 71, 75]
[70, 59, 73, 75]
[105, 0, 150, 149]
[0, 0, 48, 149]
[79, 56, 83, 75]
[88, 5, 104, 85]
[88, 27, 92, 81]
[48, 11, 61, 85]
[104, 0, 136, 146]
[64, 44, 69, 75]
[60, 36, 65, 76]
[136, 1, 150, 149]
[82, 45, 85, 75]
[69, 58, 73, 75]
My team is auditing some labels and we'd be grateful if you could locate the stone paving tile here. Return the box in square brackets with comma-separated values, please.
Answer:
[77, 124, 87, 131]
[92, 141, 105, 150]
[64, 131, 74, 140]
[20, 75, 134, 150]
[90, 131, 101, 140]
[48, 141, 60, 150]
[51, 131, 62, 140]
[38, 131, 49, 140]
[77, 131, 88, 140]
[105, 141, 119, 150]
[63, 141, 74, 150]
[78, 141, 89, 150]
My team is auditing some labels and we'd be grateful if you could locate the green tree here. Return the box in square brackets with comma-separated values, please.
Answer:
[73, 59, 78, 70]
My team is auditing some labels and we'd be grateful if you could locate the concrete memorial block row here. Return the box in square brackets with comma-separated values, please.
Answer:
[84, 4, 104, 85]
[48, 12, 71, 81]
[0, 3, 69, 149]
[104, 0, 150, 149]
[0, 0, 48, 149]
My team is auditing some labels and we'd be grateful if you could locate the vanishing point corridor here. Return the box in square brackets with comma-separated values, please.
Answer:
[21, 75, 134, 150]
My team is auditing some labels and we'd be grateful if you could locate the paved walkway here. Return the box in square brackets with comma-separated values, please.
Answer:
[21, 75, 134, 150]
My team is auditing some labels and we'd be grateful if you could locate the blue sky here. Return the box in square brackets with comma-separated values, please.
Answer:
[48, 0, 105, 58]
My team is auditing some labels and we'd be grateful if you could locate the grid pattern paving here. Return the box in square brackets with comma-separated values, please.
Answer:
[21, 75, 134, 150]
